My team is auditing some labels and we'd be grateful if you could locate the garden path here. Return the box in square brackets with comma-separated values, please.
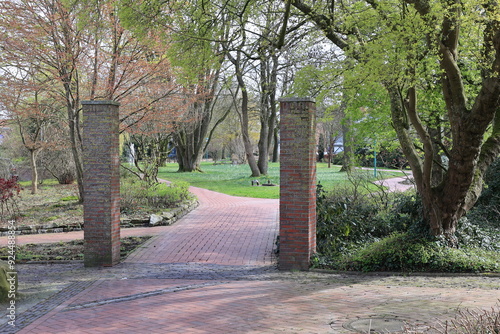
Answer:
[125, 186, 279, 265]
[2, 181, 499, 334]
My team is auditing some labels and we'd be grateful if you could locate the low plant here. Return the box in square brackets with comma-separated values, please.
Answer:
[332, 233, 500, 273]
[404, 303, 500, 333]
[315, 178, 421, 260]
[0, 176, 21, 222]
[120, 175, 191, 214]
[59, 195, 79, 202]
[467, 157, 500, 230]
[314, 171, 500, 273]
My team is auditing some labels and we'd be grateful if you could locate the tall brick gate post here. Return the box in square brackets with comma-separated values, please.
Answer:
[279, 97, 317, 271]
[82, 100, 121, 267]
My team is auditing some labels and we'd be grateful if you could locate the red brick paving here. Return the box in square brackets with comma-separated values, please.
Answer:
[18, 279, 500, 334]
[126, 187, 278, 265]
[0, 226, 169, 246]
[7, 186, 500, 333]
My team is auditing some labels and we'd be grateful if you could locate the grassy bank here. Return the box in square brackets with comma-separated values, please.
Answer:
[157, 162, 404, 199]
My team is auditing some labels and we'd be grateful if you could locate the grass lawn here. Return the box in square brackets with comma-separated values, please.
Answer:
[157, 162, 405, 199]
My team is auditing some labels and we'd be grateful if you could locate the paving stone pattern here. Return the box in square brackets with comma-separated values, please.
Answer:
[4, 185, 500, 333]
[0, 280, 96, 334]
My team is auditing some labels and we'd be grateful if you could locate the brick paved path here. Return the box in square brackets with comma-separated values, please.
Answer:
[4, 186, 500, 334]
[125, 187, 278, 265]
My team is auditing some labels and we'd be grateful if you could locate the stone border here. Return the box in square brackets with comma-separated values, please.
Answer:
[0, 198, 198, 236]
[0, 224, 83, 236]
[120, 198, 199, 228]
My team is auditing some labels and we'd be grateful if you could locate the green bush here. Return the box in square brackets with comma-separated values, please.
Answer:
[467, 157, 500, 229]
[120, 176, 191, 214]
[316, 183, 379, 257]
[315, 183, 422, 258]
[330, 233, 500, 273]
[455, 217, 500, 251]
[314, 174, 500, 273]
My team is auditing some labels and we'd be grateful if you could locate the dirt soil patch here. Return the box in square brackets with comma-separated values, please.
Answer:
[2, 182, 82, 230]
[0, 236, 151, 262]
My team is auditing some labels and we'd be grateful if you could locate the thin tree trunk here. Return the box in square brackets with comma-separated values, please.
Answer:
[29, 149, 40, 195]
[327, 134, 335, 168]
[272, 127, 279, 163]
[241, 90, 261, 177]
[257, 53, 278, 175]
[257, 123, 270, 175]
[339, 120, 354, 173]
[226, 50, 260, 177]
[67, 102, 84, 202]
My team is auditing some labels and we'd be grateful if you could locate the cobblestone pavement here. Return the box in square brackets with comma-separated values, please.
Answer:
[1, 186, 499, 334]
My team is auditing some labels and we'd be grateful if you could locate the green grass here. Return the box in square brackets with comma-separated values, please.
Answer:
[157, 162, 405, 199]
[19, 179, 60, 188]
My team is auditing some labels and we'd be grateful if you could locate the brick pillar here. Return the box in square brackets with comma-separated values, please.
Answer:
[82, 100, 121, 267]
[279, 97, 317, 271]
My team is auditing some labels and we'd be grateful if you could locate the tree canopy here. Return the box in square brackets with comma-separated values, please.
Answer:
[1, 0, 498, 242]
[291, 0, 500, 242]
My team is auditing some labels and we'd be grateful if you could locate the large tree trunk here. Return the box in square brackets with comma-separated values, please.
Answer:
[387, 82, 500, 244]
[173, 71, 219, 173]
[257, 53, 279, 175]
[176, 148, 202, 172]
[428, 120, 445, 187]
[174, 125, 204, 172]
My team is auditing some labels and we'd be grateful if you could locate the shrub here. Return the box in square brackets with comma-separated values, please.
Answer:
[329, 232, 500, 273]
[329, 152, 344, 165]
[57, 171, 75, 185]
[315, 180, 423, 259]
[455, 217, 500, 251]
[120, 176, 191, 214]
[467, 157, 500, 229]
[354, 146, 409, 169]
[316, 182, 380, 257]
[314, 177, 500, 272]
[0, 176, 21, 221]
[38, 148, 77, 184]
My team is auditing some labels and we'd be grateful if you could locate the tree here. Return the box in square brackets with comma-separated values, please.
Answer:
[225, 38, 262, 176]
[291, 0, 500, 243]
[119, 0, 231, 173]
[14, 96, 59, 194]
[291, 55, 357, 172]
[219, 0, 314, 175]
[0, 0, 183, 198]
[0, 67, 64, 194]
[119, 67, 194, 178]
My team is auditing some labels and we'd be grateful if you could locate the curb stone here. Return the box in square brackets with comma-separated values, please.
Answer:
[0, 280, 96, 333]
